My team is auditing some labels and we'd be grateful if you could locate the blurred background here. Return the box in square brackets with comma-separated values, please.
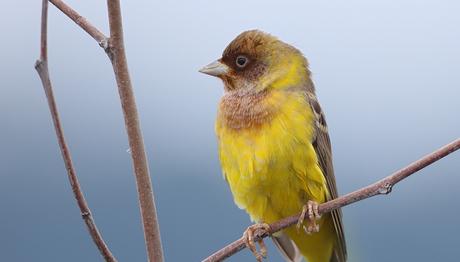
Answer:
[1, 0, 459, 261]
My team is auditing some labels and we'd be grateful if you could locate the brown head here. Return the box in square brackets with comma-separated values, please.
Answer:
[199, 30, 311, 92]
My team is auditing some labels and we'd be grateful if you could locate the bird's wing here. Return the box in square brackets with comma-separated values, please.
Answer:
[306, 91, 347, 262]
[272, 232, 303, 262]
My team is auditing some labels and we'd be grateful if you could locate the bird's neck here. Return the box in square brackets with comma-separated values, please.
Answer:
[260, 54, 311, 91]
[218, 88, 274, 130]
[217, 86, 309, 131]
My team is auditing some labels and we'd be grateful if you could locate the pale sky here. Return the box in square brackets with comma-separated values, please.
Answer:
[1, 1, 459, 261]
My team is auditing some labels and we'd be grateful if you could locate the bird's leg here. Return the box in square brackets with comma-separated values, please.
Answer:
[243, 223, 271, 262]
[296, 200, 321, 234]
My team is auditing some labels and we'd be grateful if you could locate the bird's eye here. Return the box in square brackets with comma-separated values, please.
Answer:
[235, 55, 248, 68]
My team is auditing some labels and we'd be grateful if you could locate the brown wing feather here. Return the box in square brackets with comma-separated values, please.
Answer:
[306, 91, 347, 262]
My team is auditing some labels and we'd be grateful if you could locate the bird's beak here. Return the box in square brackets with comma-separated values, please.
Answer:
[199, 60, 229, 77]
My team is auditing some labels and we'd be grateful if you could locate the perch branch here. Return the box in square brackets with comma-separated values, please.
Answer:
[203, 138, 460, 262]
[106, 0, 164, 261]
[34, 0, 117, 261]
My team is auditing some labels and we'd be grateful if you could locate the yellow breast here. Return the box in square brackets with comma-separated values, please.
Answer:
[216, 89, 328, 223]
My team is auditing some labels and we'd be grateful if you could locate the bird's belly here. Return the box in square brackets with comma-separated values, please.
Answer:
[217, 108, 328, 224]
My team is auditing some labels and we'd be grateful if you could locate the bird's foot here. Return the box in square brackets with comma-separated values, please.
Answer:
[296, 200, 321, 234]
[243, 223, 271, 262]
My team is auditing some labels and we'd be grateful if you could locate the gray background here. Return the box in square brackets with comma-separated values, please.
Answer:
[1, 0, 459, 261]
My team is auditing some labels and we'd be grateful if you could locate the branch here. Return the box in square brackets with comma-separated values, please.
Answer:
[34, 1, 116, 261]
[49, 0, 109, 50]
[203, 138, 460, 262]
[106, 0, 164, 261]
[41, 0, 165, 261]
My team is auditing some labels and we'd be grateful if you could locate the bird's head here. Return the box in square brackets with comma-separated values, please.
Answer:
[200, 30, 311, 92]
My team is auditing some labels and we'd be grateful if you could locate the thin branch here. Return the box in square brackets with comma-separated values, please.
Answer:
[106, 1, 164, 261]
[48, 0, 109, 50]
[203, 138, 460, 262]
[39, 0, 48, 61]
[34, 0, 117, 261]
[42, 0, 165, 260]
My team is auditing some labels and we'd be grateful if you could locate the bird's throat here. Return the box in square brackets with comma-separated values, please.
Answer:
[218, 89, 276, 131]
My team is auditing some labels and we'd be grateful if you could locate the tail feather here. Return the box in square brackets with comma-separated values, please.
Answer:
[272, 233, 303, 262]
[329, 247, 346, 262]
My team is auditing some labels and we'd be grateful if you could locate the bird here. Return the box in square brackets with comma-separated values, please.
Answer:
[199, 30, 347, 262]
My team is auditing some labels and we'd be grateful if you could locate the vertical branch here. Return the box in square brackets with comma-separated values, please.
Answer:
[37, 0, 164, 260]
[35, 0, 116, 261]
[106, 1, 164, 261]
[39, 0, 48, 61]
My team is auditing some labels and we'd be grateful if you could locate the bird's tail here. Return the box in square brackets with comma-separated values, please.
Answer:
[272, 232, 303, 262]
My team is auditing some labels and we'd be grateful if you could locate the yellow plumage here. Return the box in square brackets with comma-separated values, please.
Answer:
[201, 30, 346, 262]
[216, 85, 335, 262]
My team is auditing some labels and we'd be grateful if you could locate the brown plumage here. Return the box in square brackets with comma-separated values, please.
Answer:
[307, 91, 347, 262]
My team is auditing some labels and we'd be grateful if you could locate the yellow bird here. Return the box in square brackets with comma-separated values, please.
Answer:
[200, 30, 347, 262]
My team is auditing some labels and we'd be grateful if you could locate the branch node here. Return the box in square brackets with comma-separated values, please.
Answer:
[104, 39, 115, 61]
[34, 59, 45, 70]
[81, 211, 91, 218]
[378, 182, 393, 195]
[98, 38, 110, 53]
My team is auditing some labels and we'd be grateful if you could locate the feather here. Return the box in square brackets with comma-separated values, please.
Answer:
[272, 233, 303, 262]
[306, 90, 347, 262]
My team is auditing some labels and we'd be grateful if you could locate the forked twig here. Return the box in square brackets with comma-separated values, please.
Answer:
[36, 0, 164, 261]
[34, 0, 116, 261]
[49, 0, 109, 50]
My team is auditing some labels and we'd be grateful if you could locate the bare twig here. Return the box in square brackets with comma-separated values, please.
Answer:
[106, 0, 164, 261]
[34, 1, 116, 261]
[42, 0, 164, 260]
[38, 0, 48, 62]
[49, 0, 109, 50]
[203, 138, 460, 262]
